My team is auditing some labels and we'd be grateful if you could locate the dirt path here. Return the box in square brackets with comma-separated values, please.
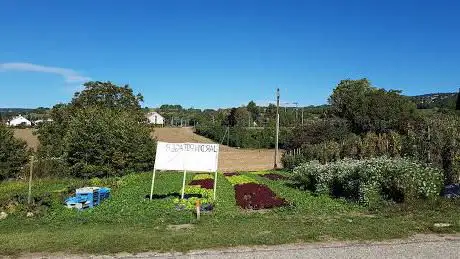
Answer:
[153, 127, 281, 172]
[14, 127, 281, 172]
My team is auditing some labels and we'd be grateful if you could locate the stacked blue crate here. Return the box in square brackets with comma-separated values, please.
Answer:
[65, 187, 111, 210]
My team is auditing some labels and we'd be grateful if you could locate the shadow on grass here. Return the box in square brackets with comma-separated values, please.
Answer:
[144, 193, 203, 200]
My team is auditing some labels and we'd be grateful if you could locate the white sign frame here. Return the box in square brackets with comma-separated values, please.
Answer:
[149, 142, 219, 200]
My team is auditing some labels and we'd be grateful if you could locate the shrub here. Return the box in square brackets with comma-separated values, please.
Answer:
[402, 114, 460, 184]
[64, 107, 156, 178]
[290, 157, 443, 206]
[36, 82, 155, 178]
[282, 132, 403, 169]
[285, 118, 351, 149]
[195, 124, 291, 149]
[0, 124, 29, 180]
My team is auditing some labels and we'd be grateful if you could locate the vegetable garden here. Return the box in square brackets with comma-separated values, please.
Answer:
[1, 170, 460, 255]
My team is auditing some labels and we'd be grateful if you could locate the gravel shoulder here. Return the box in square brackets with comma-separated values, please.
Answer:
[14, 234, 460, 259]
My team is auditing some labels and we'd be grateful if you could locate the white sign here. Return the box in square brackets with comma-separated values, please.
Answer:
[154, 141, 219, 172]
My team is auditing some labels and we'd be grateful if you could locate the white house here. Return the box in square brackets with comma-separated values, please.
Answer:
[7, 115, 32, 127]
[146, 112, 164, 126]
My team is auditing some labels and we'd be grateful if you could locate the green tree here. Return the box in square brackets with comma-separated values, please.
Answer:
[72, 81, 145, 120]
[64, 107, 155, 177]
[329, 79, 417, 133]
[247, 101, 259, 122]
[226, 107, 250, 127]
[0, 124, 29, 180]
[37, 81, 156, 178]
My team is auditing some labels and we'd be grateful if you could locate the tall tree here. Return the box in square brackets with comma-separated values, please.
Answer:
[71, 81, 145, 120]
[37, 81, 156, 178]
[247, 101, 259, 122]
[0, 124, 29, 180]
[329, 79, 417, 133]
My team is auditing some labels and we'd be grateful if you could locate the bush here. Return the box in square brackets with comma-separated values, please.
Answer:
[195, 124, 290, 149]
[0, 124, 29, 180]
[402, 114, 460, 184]
[290, 157, 443, 206]
[36, 82, 156, 178]
[284, 118, 351, 149]
[282, 132, 403, 169]
[64, 107, 156, 178]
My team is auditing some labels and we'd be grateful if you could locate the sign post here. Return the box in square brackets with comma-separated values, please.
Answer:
[150, 142, 220, 200]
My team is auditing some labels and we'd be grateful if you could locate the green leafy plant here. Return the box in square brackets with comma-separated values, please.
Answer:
[225, 175, 258, 185]
[290, 157, 443, 206]
[192, 173, 213, 180]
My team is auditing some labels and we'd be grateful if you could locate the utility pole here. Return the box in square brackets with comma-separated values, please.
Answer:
[274, 88, 280, 169]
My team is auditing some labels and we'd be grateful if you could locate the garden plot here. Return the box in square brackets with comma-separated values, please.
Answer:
[224, 174, 287, 210]
[173, 173, 215, 211]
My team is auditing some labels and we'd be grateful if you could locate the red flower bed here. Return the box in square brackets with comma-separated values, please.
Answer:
[261, 173, 287, 181]
[224, 172, 240, 176]
[234, 183, 287, 210]
[189, 179, 214, 189]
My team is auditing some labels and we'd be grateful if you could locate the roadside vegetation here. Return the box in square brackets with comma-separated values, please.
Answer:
[1, 171, 460, 255]
[1, 78, 460, 255]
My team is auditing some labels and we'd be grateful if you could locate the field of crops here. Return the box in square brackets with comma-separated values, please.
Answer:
[1, 171, 460, 255]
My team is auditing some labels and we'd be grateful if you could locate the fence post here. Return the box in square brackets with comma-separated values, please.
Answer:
[27, 155, 34, 205]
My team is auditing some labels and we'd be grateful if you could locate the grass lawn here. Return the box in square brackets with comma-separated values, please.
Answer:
[1, 171, 460, 255]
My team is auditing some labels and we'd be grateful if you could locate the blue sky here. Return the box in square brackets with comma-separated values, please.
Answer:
[1, 0, 459, 109]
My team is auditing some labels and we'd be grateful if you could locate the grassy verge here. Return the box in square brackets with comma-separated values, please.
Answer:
[0, 171, 459, 255]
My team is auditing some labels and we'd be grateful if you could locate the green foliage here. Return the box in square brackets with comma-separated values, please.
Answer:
[193, 173, 213, 180]
[196, 124, 290, 148]
[173, 186, 213, 210]
[71, 81, 145, 120]
[247, 100, 260, 121]
[291, 157, 443, 206]
[1, 171, 460, 255]
[282, 132, 403, 169]
[64, 107, 156, 178]
[285, 118, 351, 149]
[410, 93, 457, 110]
[0, 124, 29, 180]
[226, 175, 257, 185]
[329, 79, 417, 133]
[402, 114, 460, 184]
[36, 82, 156, 178]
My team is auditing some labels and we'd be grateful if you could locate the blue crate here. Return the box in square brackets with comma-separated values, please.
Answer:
[65, 186, 111, 210]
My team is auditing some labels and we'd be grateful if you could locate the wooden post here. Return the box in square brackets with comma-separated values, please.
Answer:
[27, 155, 34, 205]
[213, 171, 217, 200]
[181, 170, 187, 199]
[149, 168, 157, 200]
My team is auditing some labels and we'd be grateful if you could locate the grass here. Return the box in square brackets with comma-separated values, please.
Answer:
[0, 171, 460, 255]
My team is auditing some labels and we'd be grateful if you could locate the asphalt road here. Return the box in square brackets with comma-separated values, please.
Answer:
[17, 234, 460, 259]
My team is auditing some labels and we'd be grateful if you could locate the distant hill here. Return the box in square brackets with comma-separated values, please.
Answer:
[409, 92, 458, 109]
[0, 108, 35, 113]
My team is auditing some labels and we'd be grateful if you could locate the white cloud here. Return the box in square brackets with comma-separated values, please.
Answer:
[0, 62, 91, 83]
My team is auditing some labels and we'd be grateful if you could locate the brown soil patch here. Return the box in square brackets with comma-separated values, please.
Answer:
[13, 128, 38, 150]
